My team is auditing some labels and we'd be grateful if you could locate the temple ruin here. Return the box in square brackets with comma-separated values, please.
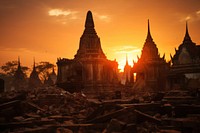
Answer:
[169, 22, 200, 90]
[57, 11, 119, 97]
[132, 20, 169, 91]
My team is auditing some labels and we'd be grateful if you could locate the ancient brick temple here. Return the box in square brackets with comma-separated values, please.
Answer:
[123, 55, 132, 86]
[132, 20, 169, 91]
[57, 11, 119, 96]
[29, 60, 42, 88]
[12, 57, 27, 90]
[169, 22, 200, 89]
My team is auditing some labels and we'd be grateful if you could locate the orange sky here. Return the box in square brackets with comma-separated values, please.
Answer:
[0, 0, 200, 71]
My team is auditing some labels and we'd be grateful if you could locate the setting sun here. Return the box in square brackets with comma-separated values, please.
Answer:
[0, 0, 200, 71]
[114, 51, 140, 72]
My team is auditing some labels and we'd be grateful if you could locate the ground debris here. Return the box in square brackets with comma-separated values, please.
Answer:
[0, 87, 200, 132]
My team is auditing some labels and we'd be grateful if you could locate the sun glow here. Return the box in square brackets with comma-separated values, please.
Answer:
[116, 52, 140, 72]
[107, 45, 141, 72]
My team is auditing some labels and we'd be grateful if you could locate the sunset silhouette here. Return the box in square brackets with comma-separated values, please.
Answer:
[0, 1, 200, 132]
[1, 0, 200, 71]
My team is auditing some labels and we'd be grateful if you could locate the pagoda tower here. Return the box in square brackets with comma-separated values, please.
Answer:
[29, 59, 42, 88]
[169, 22, 200, 89]
[75, 11, 106, 59]
[124, 54, 132, 85]
[57, 11, 119, 97]
[13, 57, 27, 90]
[45, 67, 57, 86]
[171, 22, 198, 65]
[132, 20, 169, 91]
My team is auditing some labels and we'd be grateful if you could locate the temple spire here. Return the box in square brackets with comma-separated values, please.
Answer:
[33, 57, 36, 70]
[146, 19, 153, 42]
[18, 56, 21, 69]
[75, 10, 105, 59]
[83, 10, 96, 35]
[85, 10, 94, 28]
[183, 21, 192, 42]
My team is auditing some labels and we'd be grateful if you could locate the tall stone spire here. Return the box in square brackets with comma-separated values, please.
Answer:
[13, 57, 26, 90]
[30, 58, 37, 74]
[17, 56, 21, 70]
[33, 57, 36, 71]
[16, 56, 24, 75]
[183, 21, 192, 43]
[75, 10, 105, 59]
[146, 19, 153, 42]
[83, 10, 96, 35]
[124, 54, 131, 85]
[172, 21, 197, 63]
[29, 58, 42, 88]
[85, 11, 94, 28]
[141, 20, 159, 60]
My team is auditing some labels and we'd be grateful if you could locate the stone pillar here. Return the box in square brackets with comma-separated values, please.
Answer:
[88, 64, 93, 81]
[97, 64, 102, 81]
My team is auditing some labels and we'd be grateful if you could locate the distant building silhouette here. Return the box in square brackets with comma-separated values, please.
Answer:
[169, 22, 200, 89]
[57, 11, 119, 97]
[29, 59, 42, 88]
[123, 54, 132, 86]
[12, 57, 27, 90]
[44, 67, 57, 86]
[132, 20, 169, 91]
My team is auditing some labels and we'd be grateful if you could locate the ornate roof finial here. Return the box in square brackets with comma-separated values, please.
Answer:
[146, 19, 153, 42]
[52, 66, 55, 74]
[85, 10, 94, 28]
[82, 10, 97, 35]
[33, 57, 36, 70]
[18, 56, 21, 69]
[148, 19, 150, 35]
[183, 21, 192, 42]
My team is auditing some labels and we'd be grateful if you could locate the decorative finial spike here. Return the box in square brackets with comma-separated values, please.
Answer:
[162, 53, 165, 59]
[186, 21, 188, 29]
[148, 19, 150, 35]
[18, 56, 21, 67]
[186, 21, 189, 36]
[183, 21, 191, 42]
[17, 56, 22, 70]
[146, 19, 153, 42]
[85, 10, 94, 28]
[33, 57, 36, 69]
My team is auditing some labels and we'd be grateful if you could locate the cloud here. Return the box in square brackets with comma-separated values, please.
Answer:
[196, 10, 200, 15]
[48, 9, 78, 24]
[185, 16, 191, 21]
[48, 9, 72, 16]
[111, 45, 141, 54]
[98, 15, 111, 22]
[178, 9, 200, 22]
[93, 12, 111, 22]
[48, 9, 78, 19]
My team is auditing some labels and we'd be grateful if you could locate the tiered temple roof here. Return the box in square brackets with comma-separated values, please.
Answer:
[171, 22, 199, 65]
[75, 11, 106, 59]
[29, 59, 42, 88]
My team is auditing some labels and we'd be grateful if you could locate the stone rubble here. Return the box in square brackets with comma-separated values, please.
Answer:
[0, 87, 200, 133]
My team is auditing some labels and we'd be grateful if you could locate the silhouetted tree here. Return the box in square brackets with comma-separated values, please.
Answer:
[35, 61, 55, 82]
[1, 61, 29, 76]
[0, 61, 29, 91]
